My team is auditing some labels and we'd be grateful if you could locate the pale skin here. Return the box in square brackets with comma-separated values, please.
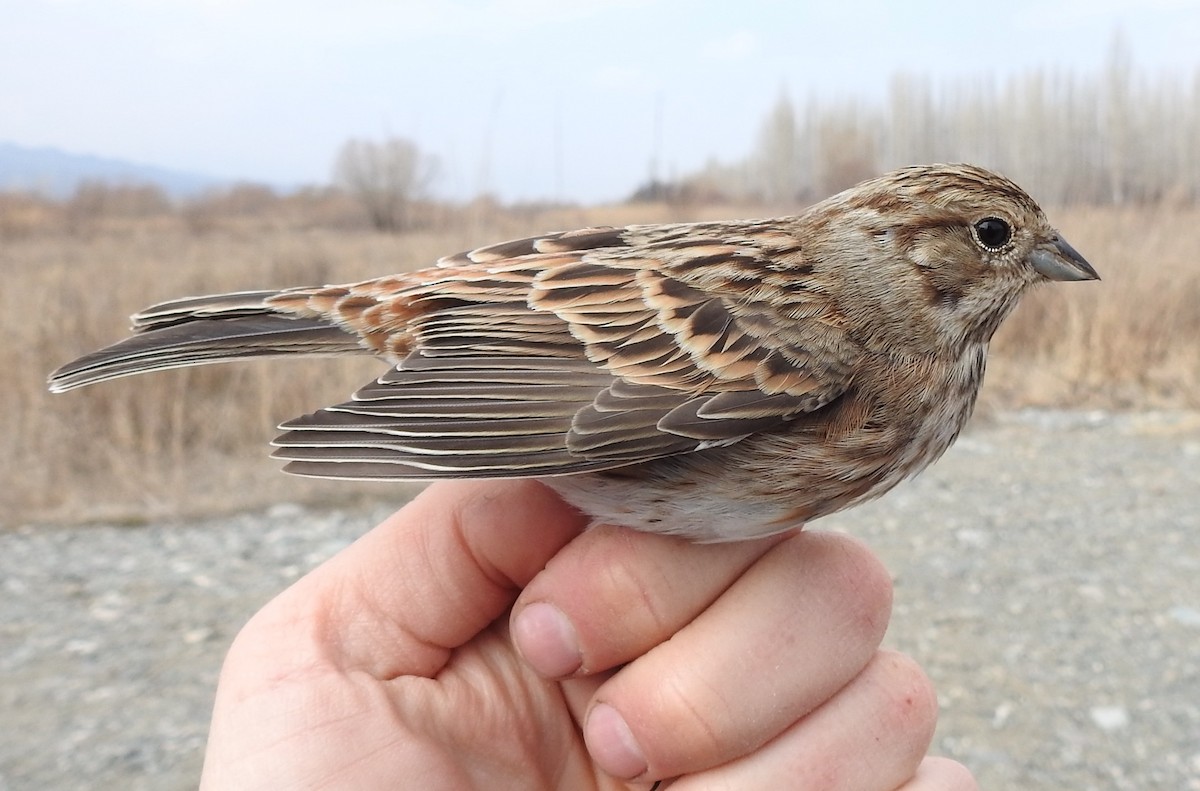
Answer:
[200, 480, 978, 790]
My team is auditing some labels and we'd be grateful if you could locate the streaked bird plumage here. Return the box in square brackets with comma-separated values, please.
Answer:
[49, 164, 1098, 541]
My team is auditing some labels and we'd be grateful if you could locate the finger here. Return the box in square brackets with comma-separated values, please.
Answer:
[898, 757, 979, 790]
[667, 651, 939, 790]
[226, 480, 588, 684]
[511, 523, 785, 678]
[582, 531, 893, 781]
[205, 481, 587, 791]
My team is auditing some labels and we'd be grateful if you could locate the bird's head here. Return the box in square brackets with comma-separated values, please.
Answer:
[816, 163, 1099, 348]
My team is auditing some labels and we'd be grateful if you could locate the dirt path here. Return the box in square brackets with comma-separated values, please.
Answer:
[2, 410, 1197, 790]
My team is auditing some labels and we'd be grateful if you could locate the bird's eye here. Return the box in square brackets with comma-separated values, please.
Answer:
[973, 217, 1012, 251]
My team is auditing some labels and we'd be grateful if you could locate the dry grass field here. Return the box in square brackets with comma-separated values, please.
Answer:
[3, 200, 1197, 526]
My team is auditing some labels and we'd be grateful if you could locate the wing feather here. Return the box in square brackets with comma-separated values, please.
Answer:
[268, 222, 860, 479]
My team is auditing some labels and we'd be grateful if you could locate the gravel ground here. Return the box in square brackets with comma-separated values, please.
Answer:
[2, 410, 1198, 790]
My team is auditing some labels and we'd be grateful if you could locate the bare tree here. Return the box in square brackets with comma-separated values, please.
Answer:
[333, 137, 438, 232]
[753, 92, 802, 204]
[810, 101, 879, 197]
[683, 43, 1200, 208]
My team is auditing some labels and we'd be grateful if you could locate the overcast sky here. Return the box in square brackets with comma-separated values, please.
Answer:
[3, 0, 1197, 202]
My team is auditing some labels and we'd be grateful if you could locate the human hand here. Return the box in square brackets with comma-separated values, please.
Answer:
[200, 480, 976, 789]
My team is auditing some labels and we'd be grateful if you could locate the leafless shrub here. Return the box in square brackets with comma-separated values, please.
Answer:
[332, 137, 439, 232]
[64, 181, 172, 233]
[0, 192, 63, 239]
[181, 183, 279, 234]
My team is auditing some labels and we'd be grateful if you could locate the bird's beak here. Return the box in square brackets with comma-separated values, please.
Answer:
[1029, 233, 1100, 282]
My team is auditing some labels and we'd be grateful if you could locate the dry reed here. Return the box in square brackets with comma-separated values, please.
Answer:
[4, 204, 1196, 526]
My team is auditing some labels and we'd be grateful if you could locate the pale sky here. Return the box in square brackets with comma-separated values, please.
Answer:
[3, 0, 1198, 202]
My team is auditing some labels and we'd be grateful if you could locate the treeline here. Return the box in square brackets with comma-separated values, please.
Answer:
[675, 41, 1199, 207]
[0, 182, 355, 237]
[4, 39, 1196, 239]
[0, 136, 550, 238]
[0, 138, 448, 238]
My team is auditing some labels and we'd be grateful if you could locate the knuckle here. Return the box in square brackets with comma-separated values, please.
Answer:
[588, 533, 672, 631]
[847, 549, 894, 635]
[811, 533, 894, 641]
[535, 527, 676, 660]
[646, 671, 732, 768]
[873, 650, 940, 744]
[923, 757, 980, 790]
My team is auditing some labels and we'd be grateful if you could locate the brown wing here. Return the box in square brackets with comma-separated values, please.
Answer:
[272, 221, 861, 479]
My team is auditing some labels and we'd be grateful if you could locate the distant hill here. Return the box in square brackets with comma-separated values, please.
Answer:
[0, 142, 228, 199]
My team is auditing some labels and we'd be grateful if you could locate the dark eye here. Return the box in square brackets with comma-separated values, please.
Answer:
[973, 217, 1012, 250]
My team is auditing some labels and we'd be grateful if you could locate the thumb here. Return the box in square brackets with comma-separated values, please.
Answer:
[226, 480, 588, 684]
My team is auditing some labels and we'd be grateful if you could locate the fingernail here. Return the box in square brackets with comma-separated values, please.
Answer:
[512, 602, 582, 678]
[585, 703, 648, 779]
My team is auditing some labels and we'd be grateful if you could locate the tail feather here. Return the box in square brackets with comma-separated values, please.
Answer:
[131, 290, 287, 330]
[48, 295, 365, 392]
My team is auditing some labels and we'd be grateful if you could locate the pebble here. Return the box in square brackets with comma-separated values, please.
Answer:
[1090, 706, 1131, 731]
[1, 411, 1197, 790]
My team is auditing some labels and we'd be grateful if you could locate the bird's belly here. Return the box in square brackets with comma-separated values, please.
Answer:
[542, 366, 979, 543]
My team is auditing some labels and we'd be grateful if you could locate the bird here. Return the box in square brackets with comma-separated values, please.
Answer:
[49, 164, 1098, 542]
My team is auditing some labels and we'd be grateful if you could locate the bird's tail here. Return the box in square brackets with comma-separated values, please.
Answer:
[48, 290, 365, 392]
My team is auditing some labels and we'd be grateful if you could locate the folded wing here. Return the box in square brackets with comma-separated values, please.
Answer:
[271, 222, 860, 479]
